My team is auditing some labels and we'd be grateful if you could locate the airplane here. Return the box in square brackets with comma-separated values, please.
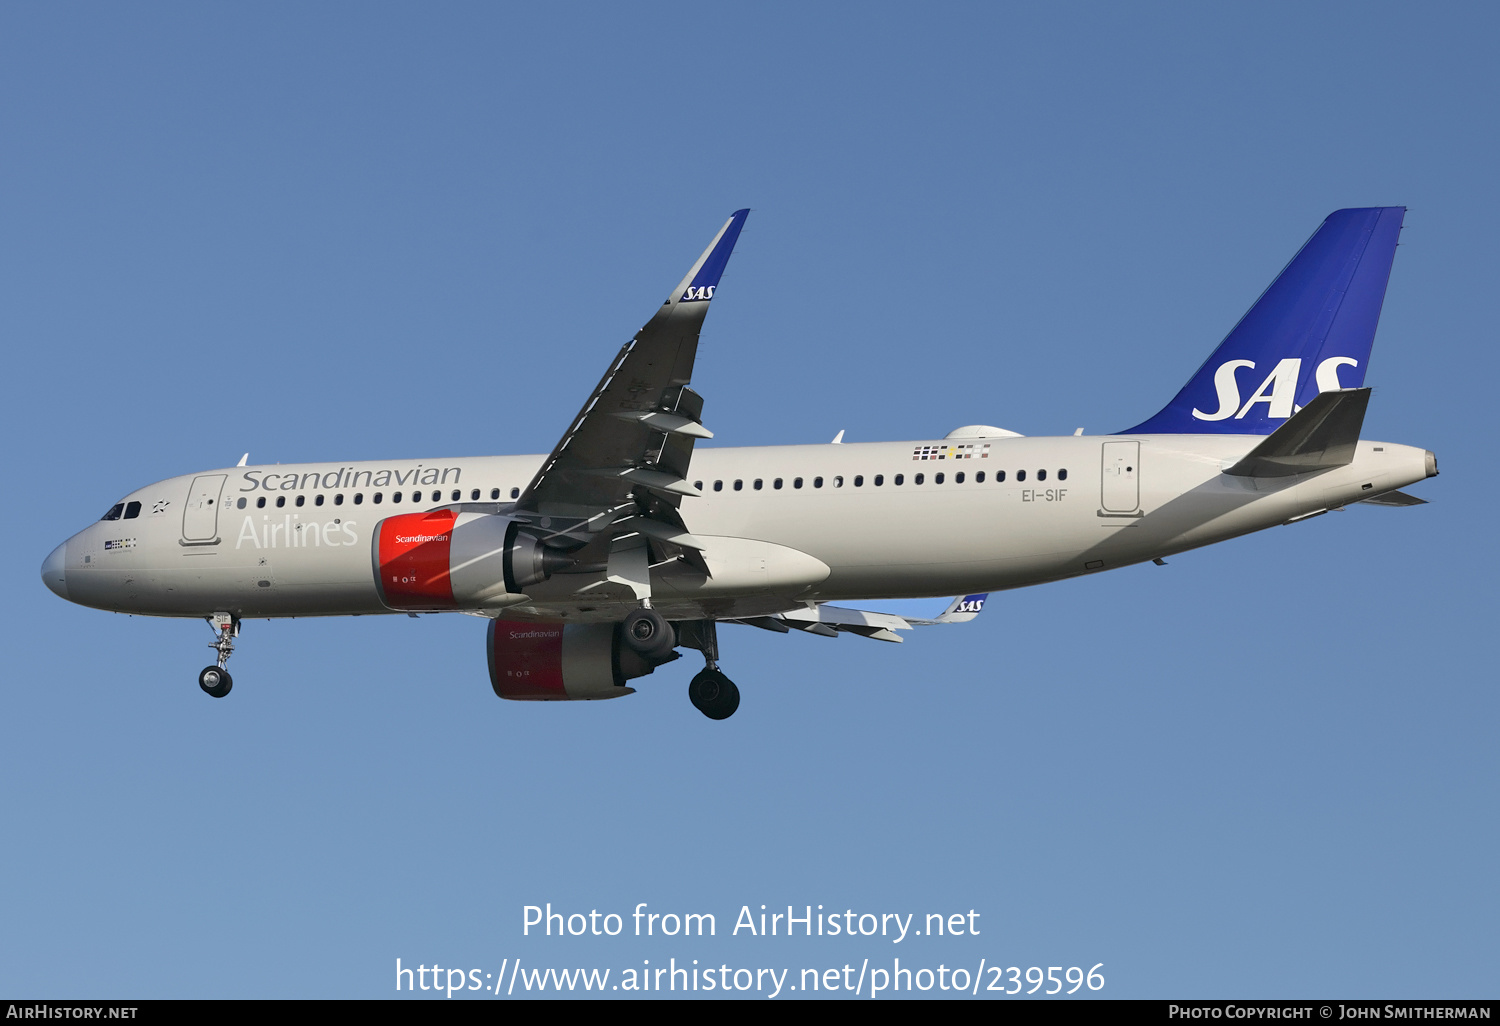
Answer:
[40, 206, 1436, 720]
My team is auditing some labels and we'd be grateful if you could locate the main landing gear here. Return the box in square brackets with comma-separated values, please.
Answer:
[674, 618, 740, 720]
[198, 612, 238, 698]
[689, 667, 739, 721]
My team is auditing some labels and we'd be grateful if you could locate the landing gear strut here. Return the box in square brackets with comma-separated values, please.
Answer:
[677, 620, 740, 720]
[198, 612, 238, 698]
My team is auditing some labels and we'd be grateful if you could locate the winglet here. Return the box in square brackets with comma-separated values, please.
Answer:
[665, 209, 750, 306]
[928, 594, 988, 623]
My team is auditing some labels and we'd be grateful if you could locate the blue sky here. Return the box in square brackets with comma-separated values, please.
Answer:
[3, 2, 1495, 999]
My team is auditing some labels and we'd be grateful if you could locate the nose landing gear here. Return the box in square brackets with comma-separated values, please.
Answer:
[198, 612, 238, 698]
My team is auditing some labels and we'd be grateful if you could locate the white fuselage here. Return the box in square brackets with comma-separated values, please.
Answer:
[45, 433, 1434, 623]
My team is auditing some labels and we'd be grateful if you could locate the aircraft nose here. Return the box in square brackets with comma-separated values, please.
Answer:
[41, 542, 69, 601]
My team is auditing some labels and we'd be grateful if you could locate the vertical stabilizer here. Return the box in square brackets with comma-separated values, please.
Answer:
[1123, 207, 1404, 435]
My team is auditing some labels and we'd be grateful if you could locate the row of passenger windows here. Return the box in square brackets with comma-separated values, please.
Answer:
[691, 469, 1068, 491]
[110, 468, 1071, 520]
[233, 486, 523, 510]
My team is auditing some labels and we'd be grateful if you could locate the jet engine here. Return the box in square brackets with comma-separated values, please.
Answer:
[372, 509, 571, 610]
[487, 619, 676, 700]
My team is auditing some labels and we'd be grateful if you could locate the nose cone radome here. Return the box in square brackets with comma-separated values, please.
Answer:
[41, 542, 69, 601]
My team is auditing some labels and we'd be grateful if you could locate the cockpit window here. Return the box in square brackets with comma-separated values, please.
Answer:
[124, 501, 142, 519]
[100, 503, 124, 521]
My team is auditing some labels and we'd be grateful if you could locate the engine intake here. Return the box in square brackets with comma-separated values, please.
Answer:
[372, 510, 571, 610]
[488, 619, 676, 701]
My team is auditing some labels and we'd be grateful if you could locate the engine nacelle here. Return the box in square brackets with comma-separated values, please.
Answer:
[487, 619, 674, 701]
[372, 510, 570, 611]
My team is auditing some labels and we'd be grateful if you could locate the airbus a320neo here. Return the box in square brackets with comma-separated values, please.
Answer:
[42, 207, 1434, 719]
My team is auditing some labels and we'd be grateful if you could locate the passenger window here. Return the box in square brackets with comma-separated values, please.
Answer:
[1038, 469, 1047, 481]
[433, 491, 442, 502]
[354, 493, 364, 505]
[100, 504, 124, 521]
[714, 480, 723, 492]
[296, 495, 306, 507]
[236, 497, 247, 509]
[1017, 470, 1026, 482]
[694, 481, 703, 491]
[276, 496, 286, 508]
[1058, 468, 1068, 481]
[255, 497, 266, 509]
[894, 474, 904, 486]
[834, 476, 843, 487]
[754, 479, 763, 490]
[935, 473, 944, 484]
[451, 489, 461, 501]
[995, 470, 1005, 482]
[874, 475, 884, 486]
[955, 472, 965, 484]
[773, 478, 783, 489]
[391, 492, 401, 504]
[315, 495, 325, 507]
[794, 477, 803, 489]
[334, 494, 344, 506]
[813, 477, 823, 488]
[124, 501, 142, 519]
[511, 487, 520, 499]
[373, 493, 383, 504]
[914, 473, 924, 485]
[854, 475, 863, 487]
[490, 488, 500, 500]
[734, 480, 743, 491]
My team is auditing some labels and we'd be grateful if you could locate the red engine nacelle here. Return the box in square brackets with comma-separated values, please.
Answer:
[372, 510, 569, 610]
[487, 619, 672, 701]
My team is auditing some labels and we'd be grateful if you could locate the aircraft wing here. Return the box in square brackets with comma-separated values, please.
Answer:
[731, 594, 991, 643]
[516, 210, 750, 529]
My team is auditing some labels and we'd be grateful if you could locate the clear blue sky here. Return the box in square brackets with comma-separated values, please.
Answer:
[3, 1, 1495, 999]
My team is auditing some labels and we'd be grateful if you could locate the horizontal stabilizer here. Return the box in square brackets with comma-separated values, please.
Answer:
[1357, 489, 1428, 507]
[1223, 388, 1369, 478]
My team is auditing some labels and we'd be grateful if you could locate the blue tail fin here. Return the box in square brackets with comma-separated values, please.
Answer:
[1122, 207, 1405, 435]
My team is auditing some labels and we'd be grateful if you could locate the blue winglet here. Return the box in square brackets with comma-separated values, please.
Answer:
[1122, 207, 1405, 434]
[678, 209, 749, 302]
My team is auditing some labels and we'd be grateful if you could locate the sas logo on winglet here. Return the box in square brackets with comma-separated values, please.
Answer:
[1191, 356, 1358, 421]
[954, 596, 986, 614]
[680, 285, 716, 302]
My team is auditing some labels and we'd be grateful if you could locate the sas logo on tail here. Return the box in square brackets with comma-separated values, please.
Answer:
[680, 285, 716, 302]
[1192, 356, 1358, 421]
[954, 596, 986, 614]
